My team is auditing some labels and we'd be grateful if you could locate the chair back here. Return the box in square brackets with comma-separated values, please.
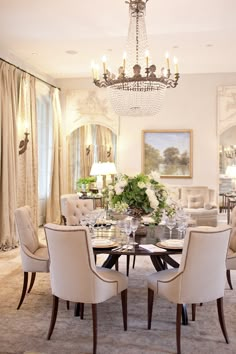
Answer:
[60, 194, 94, 225]
[15, 206, 39, 254]
[178, 225, 231, 303]
[229, 206, 236, 252]
[44, 223, 119, 303]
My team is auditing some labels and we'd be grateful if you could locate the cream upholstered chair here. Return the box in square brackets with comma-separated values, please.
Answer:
[44, 223, 128, 354]
[227, 206, 236, 289]
[147, 225, 231, 354]
[14, 206, 49, 309]
[180, 186, 218, 226]
[60, 194, 94, 225]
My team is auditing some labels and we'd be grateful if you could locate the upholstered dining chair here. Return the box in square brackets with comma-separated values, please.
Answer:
[227, 206, 236, 289]
[60, 194, 94, 225]
[147, 225, 232, 354]
[44, 223, 128, 354]
[14, 206, 49, 309]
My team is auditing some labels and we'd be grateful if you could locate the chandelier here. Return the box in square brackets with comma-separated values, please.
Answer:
[92, 0, 180, 117]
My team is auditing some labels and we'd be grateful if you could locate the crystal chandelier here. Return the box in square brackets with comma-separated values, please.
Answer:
[92, 0, 180, 117]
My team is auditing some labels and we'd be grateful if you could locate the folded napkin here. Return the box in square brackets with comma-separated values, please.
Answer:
[139, 244, 166, 253]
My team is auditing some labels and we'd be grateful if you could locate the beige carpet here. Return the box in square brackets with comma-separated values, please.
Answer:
[0, 241, 236, 354]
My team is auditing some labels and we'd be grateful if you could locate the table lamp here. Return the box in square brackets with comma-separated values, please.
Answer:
[90, 162, 104, 194]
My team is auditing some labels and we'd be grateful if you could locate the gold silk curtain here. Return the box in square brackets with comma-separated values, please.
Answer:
[17, 74, 38, 227]
[96, 125, 113, 162]
[0, 62, 19, 249]
[45, 88, 63, 224]
[68, 124, 116, 192]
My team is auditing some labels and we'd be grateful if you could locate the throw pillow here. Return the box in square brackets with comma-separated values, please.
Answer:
[187, 194, 204, 209]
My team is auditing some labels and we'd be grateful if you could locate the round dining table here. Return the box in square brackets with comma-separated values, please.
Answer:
[75, 223, 188, 324]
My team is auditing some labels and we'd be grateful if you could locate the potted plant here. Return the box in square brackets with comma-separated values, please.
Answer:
[76, 176, 96, 194]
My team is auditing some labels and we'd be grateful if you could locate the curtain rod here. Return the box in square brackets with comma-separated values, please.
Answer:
[0, 57, 61, 91]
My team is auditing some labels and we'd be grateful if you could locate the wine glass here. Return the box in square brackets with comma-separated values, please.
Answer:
[130, 218, 139, 246]
[166, 216, 176, 239]
[124, 220, 131, 247]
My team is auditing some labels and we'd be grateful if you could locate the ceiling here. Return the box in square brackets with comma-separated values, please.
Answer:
[1, 0, 236, 81]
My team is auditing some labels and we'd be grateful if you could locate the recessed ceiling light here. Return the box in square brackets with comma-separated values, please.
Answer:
[206, 44, 213, 47]
[65, 50, 78, 55]
[173, 45, 179, 49]
[31, 52, 38, 55]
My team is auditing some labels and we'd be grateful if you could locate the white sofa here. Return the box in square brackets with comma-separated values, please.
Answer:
[169, 186, 218, 227]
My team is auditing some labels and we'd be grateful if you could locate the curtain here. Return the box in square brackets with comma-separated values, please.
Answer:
[45, 88, 63, 223]
[96, 125, 113, 162]
[0, 62, 19, 249]
[68, 124, 116, 192]
[17, 74, 38, 227]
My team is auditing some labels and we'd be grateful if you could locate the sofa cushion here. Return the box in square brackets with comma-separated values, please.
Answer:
[187, 194, 204, 209]
[181, 186, 210, 207]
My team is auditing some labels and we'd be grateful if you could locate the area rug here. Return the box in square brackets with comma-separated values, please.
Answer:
[0, 248, 236, 354]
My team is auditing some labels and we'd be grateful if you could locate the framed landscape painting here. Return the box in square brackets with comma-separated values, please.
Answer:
[142, 130, 193, 178]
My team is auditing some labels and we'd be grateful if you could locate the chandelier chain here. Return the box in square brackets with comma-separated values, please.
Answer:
[136, 9, 139, 64]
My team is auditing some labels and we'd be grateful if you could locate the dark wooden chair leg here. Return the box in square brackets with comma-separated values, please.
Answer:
[17, 272, 28, 310]
[80, 303, 84, 319]
[176, 304, 182, 354]
[192, 304, 196, 321]
[27, 272, 36, 293]
[148, 288, 154, 329]
[115, 260, 119, 271]
[121, 289, 127, 331]
[92, 304, 97, 354]
[226, 269, 233, 290]
[126, 255, 130, 276]
[132, 255, 136, 269]
[217, 297, 229, 344]
[47, 295, 59, 340]
[66, 301, 70, 310]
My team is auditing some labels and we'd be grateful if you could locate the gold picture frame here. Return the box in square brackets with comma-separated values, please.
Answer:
[142, 129, 193, 178]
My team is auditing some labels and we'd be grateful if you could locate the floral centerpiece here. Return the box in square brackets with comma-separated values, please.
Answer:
[103, 171, 176, 224]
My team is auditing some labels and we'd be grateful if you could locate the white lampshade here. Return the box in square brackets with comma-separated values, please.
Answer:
[90, 162, 117, 176]
[90, 162, 104, 176]
[102, 162, 117, 175]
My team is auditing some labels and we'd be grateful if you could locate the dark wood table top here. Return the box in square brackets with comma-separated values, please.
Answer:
[92, 224, 182, 256]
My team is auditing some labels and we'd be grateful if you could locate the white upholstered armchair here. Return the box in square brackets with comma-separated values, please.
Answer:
[147, 225, 231, 354]
[180, 186, 218, 226]
[44, 223, 128, 354]
[14, 206, 49, 309]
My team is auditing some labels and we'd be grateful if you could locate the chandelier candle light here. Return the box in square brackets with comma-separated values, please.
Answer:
[92, 0, 180, 117]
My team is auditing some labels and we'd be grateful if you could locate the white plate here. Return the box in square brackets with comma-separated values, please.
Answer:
[157, 239, 184, 249]
[92, 239, 116, 248]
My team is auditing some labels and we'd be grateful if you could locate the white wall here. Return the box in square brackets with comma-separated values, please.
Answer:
[56, 73, 236, 195]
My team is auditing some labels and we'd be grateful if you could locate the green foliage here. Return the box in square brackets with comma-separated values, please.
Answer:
[103, 173, 172, 223]
[76, 176, 96, 189]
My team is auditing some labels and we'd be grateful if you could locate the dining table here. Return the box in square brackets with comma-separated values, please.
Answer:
[75, 222, 188, 324]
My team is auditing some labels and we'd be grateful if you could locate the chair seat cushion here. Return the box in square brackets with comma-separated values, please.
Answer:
[96, 267, 128, 293]
[147, 268, 179, 293]
[34, 247, 49, 260]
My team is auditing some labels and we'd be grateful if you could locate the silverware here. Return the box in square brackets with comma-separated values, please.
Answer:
[111, 246, 123, 251]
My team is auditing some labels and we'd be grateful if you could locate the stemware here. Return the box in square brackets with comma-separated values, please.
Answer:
[130, 218, 139, 246]
[166, 216, 176, 239]
[124, 220, 132, 247]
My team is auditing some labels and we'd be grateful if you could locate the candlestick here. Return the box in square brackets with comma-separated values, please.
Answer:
[165, 52, 170, 70]
[145, 50, 149, 68]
